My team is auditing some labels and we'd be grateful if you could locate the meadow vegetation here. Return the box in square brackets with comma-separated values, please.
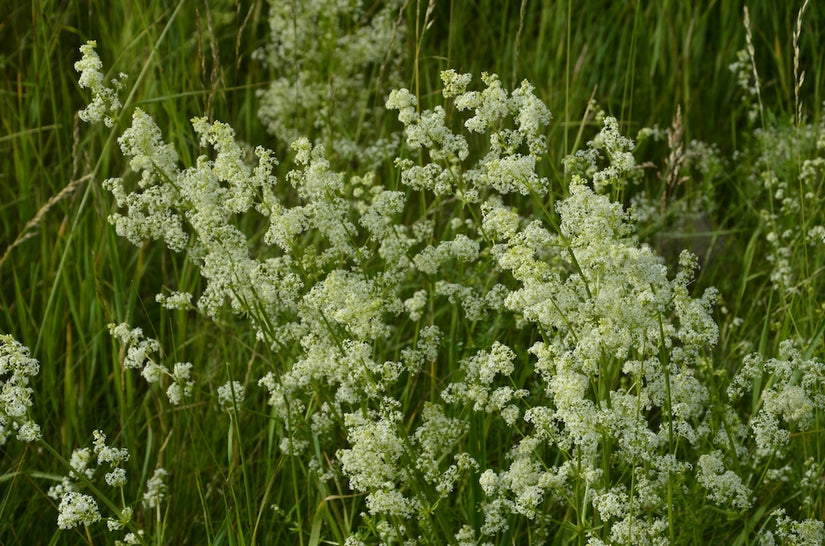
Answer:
[2, 1, 825, 544]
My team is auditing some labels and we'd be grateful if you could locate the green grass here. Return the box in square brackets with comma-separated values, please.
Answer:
[2, 1, 825, 544]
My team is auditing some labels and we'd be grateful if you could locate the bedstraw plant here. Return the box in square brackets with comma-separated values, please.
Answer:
[2, 1, 825, 545]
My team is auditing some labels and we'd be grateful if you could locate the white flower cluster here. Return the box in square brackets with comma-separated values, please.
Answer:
[438, 116, 722, 539]
[696, 451, 753, 509]
[93, 430, 130, 487]
[337, 403, 417, 517]
[413, 234, 480, 276]
[56, 491, 101, 530]
[155, 290, 193, 310]
[76, 39, 825, 542]
[76, 39, 456, 487]
[166, 362, 194, 406]
[255, 0, 404, 167]
[142, 468, 169, 509]
[47, 447, 94, 502]
[47, 431, 138, 538]
[108, 322, 193, 405]
[760, 509, 825, 546]
[74, 41, 126, 127]
[47, 425, 168, 537]
[563, 116, 639, 192]
[0, 334, 41, 444]
[442, 342, 527, 424]
[108, 322, 160, 371]
[301, 270, 394, 340]
[217, 380, 245, 412]
[88, 94, 285, 329]
[729, 48, 761, 124]
[741, 118, 825, 298]
[412, 403, 474, 493]
[728, 340, 825, 460]
[388, 70, 552, 199]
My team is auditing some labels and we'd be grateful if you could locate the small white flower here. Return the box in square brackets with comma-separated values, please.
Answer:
[404, 289, 427, 321]
[56, 491, 101, 529]
[479, 469, 499, 496]
[481, 201, 521, 241]
[440, 69, 473, 98]
[143, 468, 169, 509]
[166, 362, 194, 406]
[217, 380, 245, 411]
[105, 467, 128, 488]
[15, 421, 41, 442]
[92, 430, 129, 467]
[106, 506, 133, 531]
[155, 291, 193, 310]
[697, 451, 753, 510]
[0, 334, 41, 445]
[66, 447, 94, 481]
[141, 361, 168, 384]
[108, 322, 161, 370]
[74, 41, 124, 127]
[338, 409, 406, 501]
[117, 531, 144, 545]
[774, 512, 825, 545]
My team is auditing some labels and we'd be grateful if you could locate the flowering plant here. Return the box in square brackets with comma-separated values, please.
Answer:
[3, 4, 824, 543]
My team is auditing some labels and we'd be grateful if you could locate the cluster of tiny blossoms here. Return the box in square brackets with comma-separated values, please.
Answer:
[1, 329, 169, 541]
[728, 340, 825, 461]
[46, 427, 168, 542]
[726, 15, 825, 301]
[73, 40, 126, 127]
[74, 39, 825, 543]
[460, 163, 720, 541]
[741, 119, 825, 297]
[0, 334, 41, 444]
[255, 0, 404, 167]
[108, 322, 194, 406]
[729, 48, 761, 124]
[387, 70, 552, 199]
